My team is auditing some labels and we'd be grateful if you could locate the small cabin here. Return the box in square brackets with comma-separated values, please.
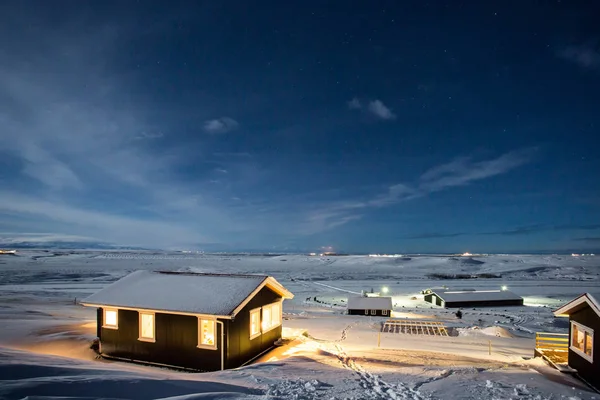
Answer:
[553, 293, 599, 390]
[424, 288, 523, 308]
[347, 296, 392, 317]
[81, 270, 293, 371]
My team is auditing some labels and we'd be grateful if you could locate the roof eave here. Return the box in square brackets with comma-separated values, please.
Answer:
[79, 302, 233, 320]
[229, 276, 294, 317]
[553, 293, 600, 318]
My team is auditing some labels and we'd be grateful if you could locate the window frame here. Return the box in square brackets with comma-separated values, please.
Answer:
[370, 309, 376, 316]
[261, 301, 283, 334]
[197, 317, 217, 350]
[138, 311, 156, 343]
[103, 308, 118, 329]
[249, 307, 261, 340]
[364, 309, 369, 315]
[382, 310, 388, 316]
[570, 321, 594, 363]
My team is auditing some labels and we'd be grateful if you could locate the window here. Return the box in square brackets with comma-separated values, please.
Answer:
[382, 310, 388, 316]
[262, 302, 283, 333]
[103, 308, 118, 329]
[364, 309, 368, 315]
[371, 310, 376, 315]
[250, 308, 261, 339]
[138, 312, 155, 342]
[571, 321, 594, 362]
[198, 318, 216, 349]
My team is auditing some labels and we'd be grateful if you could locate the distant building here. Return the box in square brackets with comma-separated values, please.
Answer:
[423, 288, 523, 308]
[347, 296, 392, 317]
[81, 270, 293, 371]
[553, 293, 599, 390]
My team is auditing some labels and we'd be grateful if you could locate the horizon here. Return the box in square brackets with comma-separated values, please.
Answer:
[1, 1, 599, 253]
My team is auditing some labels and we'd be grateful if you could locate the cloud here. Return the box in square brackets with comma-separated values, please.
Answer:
[0, 232, 99, 244]
[0, 191, 207, 247]
[347, 97, 361, 109]
[419, 148, 536, 192]
[405, 232, 467, 239]
[0, 13, 250, 248]
[405, 223, 600, 240]
[574, 237, 600, 243]
[368, 184, 417, 207]
[558, 42, 600, 69]
[135, 131, 164, 140]
[203, 117, 239, 134]
[348, 97, 396, 120]
[304, 148, 536, 233]
[367, 100, 396, 120]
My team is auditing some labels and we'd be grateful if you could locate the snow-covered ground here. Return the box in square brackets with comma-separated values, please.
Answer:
[0, 250, 598, 399]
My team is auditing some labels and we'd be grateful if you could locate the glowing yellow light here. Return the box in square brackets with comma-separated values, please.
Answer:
[382, 287, 389, 294]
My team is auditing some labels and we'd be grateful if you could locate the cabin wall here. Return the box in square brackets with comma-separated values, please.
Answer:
[348, 309, 390, 317]
[226, 286, 282, 369]
[424, 294, 444, 306]
[98, 308, 224, 371]
[568, 306, 600, 389]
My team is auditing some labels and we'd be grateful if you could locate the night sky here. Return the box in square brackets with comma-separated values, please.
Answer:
[1, 1, 599, 253]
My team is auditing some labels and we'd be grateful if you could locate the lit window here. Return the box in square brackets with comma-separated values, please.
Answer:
[139, 312, 155, 342]
[571, 321, 593, 362]
[103, 308, 118, 329]
[262, 302, 283, 333]
[250, 308, 261, 339]
[262, 306, 271, 331]
[198, 318, 216, 349]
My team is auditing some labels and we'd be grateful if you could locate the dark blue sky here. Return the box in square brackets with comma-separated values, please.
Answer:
[1, 1, 599, 253]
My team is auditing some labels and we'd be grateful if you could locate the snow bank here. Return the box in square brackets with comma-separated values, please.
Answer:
[458, 326, 515, 338]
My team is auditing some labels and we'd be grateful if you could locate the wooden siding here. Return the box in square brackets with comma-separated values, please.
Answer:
[424, 294, 444, 306]
[348, 309, 390, 317]
[225, 286, 282, 369]
[568, 306, 600, 390]
[98, 308, 223, 371]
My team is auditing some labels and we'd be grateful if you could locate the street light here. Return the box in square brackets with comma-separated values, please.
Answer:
[382, 286, 389, 294]
[501, 285, 508, 291]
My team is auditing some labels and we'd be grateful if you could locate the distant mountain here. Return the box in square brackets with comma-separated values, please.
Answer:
[0, 241, 150, 251]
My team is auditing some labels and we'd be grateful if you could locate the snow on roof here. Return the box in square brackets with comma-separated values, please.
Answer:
[347, 296, 392, 310]
[553, 293, 600, 318]
[432, 289, 522, 303]
[81, 270, 291, 317]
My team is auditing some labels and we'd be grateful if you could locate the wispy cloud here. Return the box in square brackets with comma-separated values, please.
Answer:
[0, 14, 248, 248]
[303, 148, 537, 233]
[347, 97, 396, 120]
[367, 99, 396, 120]
[420, 148, 535, 192]
[347, 97, 361, 109]
[405, 223, 600, 240]
[574, 237, 600, 243]
[558, 42, 600, 69]
[203, 117, 239, 134]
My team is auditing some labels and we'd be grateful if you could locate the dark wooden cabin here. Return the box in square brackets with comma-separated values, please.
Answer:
[554, 293, 599, 390]
[423, 288, 523, 308]
[347, 296, 392, 317]
[81, 270, 293, 372]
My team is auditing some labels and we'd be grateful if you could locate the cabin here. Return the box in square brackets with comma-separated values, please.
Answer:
[424, 288, 523, 308]
[347, 296, 392, 317]
[80, 270, 293, 371]
[553, 293, 599, 390]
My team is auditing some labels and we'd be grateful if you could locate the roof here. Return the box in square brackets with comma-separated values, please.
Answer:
[347, 296, 393, 310]
[554, 293, 600, 319]
[81, 270, 293, 318]
[432, 289, 522, 303]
